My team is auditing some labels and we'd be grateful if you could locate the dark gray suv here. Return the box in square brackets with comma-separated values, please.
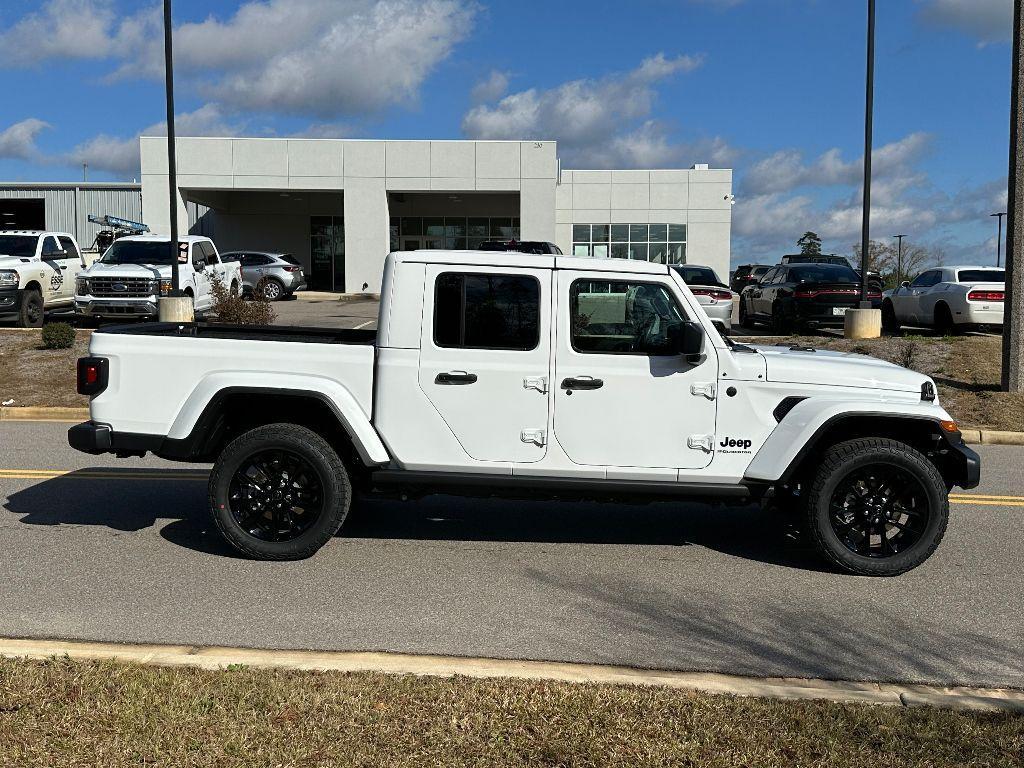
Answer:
[220, 252, 305, 300]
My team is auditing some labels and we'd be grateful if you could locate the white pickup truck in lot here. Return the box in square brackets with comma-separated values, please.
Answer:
[69, 251, 980, 576]
[75, 235, 240, 321]
[0, 230, 89, 326]
[882, 265, 1005, 333]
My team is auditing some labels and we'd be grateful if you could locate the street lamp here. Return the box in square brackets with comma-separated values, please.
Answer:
[892, 234, 906, 286]
[991, 211, 1007, 267]
[858, 0, 875, 308]
[156, 0, 192, 322]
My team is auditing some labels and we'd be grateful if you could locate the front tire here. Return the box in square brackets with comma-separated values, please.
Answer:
[803, 438, 948, 576]
[209, 423, 351, 560]
[17, 288, 43, 327]
[881, 301, 901, 333]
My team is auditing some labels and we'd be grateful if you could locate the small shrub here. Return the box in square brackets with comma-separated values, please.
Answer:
[41, 322, 76, 349]
[206, 272, 276, 325]
[896, 340, 919, 370]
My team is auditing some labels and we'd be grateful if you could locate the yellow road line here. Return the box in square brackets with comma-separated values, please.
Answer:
[0, 469, 207, 481]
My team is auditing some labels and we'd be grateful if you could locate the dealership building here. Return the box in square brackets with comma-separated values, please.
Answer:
[1, 138, 732, 293]
[139, 137, 732, 293]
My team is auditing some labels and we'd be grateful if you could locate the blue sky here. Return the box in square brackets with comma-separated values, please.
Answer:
[0, 0, 1013, 264]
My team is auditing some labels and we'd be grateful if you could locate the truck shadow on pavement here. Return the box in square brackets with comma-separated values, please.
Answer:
[3, 469, 828, 570]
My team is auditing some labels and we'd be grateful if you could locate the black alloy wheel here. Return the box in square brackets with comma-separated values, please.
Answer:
[828, 464, 930, 559]
[228, 448, 325, 542]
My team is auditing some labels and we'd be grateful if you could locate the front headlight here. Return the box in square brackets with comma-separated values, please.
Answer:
[0, 270, 18, 288]
[76, 277, 89, 295]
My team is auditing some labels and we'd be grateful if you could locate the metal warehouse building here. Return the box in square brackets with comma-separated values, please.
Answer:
[141, 137, 733, 293]
[0, 182, 143, 251]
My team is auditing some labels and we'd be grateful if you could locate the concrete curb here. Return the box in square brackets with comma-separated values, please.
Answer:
[0, 406, 88, 422]
[0, 637, 1020, 713]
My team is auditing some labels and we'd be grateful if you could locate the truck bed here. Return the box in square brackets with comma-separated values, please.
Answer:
[96, 322, 377, 346]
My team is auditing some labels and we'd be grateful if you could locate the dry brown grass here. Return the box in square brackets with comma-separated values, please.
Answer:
[0, 328, 89, 408]
[0, 657, 1021, 768]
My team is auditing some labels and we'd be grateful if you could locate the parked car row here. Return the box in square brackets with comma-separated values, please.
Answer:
[0, 230, 306, 327]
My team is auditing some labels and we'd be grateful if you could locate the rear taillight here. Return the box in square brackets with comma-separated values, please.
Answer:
[77, 356, 108, 397]
[968, 290, 1004, 302]
[691, 288, 733, 301]
[794, 288, 859, 299]
[866, 290, 882, 299]
[283, 266, 301, 272]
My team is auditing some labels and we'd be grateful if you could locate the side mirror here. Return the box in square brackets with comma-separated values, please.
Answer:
[901, 280, 910, 289]
[668, 321, 705, 356]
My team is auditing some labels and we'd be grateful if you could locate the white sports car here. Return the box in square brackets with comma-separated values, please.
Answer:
[882, 265, 1004, 333]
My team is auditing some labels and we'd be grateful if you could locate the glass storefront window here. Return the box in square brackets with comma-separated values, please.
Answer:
[573, 244, 590, 257]
[444, 218, 467, 238]
[572, 224, 590, 242]
[629, 224, 648, 242]
[401, 217, 422, 236]
[424, 217, 445, 237]
[490, 217, 513, 237]
[611, 224, 629, 242]
[649, 242, 667, 264]
[571, 222, 686, 264]
[468, 218, 488, 238]
[592, 244, 609, 258]
[668, 243, 686, 263]
[668, 224, 686, 241]
[610, 243, 628, 259]
[629, 243, 648, 260]
[648, 224, 668, 242]
[591, 225, 609, 242]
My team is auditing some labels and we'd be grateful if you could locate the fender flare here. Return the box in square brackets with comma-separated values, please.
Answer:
[168, 371, 389, 466]
[743, 398, 955, 484]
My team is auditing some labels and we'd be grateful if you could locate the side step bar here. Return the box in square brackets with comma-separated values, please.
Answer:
[369, 470, 761, 502]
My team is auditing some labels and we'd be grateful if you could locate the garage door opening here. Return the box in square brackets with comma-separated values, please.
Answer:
[0, 198, 44, 230]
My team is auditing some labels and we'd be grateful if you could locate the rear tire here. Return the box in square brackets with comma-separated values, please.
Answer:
[881, 301, 901, 333]
[262, 278, 285, 301]
[770, 303, 791, 335]
[934, 303, 957, 335]
[17, 288, 43, 328]
[209, 423, 351, 560]
[803, 438, 948, 576]
[738, 298, 751, 328]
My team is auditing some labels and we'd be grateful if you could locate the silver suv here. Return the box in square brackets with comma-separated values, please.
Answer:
[219, 251, 305, 300]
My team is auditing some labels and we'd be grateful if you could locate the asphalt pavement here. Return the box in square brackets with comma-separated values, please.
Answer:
[0, 420, 1021, 689]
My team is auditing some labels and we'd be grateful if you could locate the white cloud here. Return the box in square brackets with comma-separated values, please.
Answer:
[917, 0, 1013, 46]
[0, 119, 50, 160]
[0, 0, 117, 66]
[471, 70, 510, 104]
[462, 53, 705, 167]
[741, 133, 932, 195]
[67, 104, 243, 176]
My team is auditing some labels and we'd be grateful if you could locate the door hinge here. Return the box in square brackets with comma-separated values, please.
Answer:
[523, 376, 548, 394]
[687, 434, 714, 453]
[690, 382, 716, 400]
[521, 428, 547, 447]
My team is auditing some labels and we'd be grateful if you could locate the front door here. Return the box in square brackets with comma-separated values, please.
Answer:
[418, 264, 551, 464]
[39, 235, 66, 303]
[55, 236, 85, 302]
[552, 272, 719, 470]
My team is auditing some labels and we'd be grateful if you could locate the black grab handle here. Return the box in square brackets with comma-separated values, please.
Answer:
[435, 372, 478, 385]
[561, 377, 604, 391]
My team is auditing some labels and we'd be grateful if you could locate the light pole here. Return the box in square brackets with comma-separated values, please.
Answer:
[991, 211, 1007, 267]
[845, 0, 881, 338]
[157, 0, 192, 322]
[892, 233, 906, 286]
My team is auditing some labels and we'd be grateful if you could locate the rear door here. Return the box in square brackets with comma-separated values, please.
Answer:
[418, 265, 552, 464]
[552, 271, 719, 470]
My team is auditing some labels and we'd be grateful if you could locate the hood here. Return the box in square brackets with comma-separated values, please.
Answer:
[83, 262, 169, 279]
[753, 344, 928, 393]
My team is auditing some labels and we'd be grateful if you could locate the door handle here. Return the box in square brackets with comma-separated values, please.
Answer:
[435, 371, 478, 385]
[59, 265, 67, 270]
[561, 377, 604, 391]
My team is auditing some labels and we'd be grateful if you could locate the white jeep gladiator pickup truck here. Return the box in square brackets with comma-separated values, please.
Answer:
[68, 251, 980, 576]
[0, 230, 89, 326]
[75, 235, 240, 321]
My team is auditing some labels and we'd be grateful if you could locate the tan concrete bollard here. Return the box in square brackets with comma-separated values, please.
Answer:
[158, 296, 195, 323]
[843, 308, 882, 339]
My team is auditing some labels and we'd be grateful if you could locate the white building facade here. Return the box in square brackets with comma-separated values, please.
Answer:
[141, 137, 732, 293]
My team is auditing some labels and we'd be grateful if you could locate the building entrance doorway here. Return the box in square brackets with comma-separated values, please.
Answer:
[310, 216, 344, 291]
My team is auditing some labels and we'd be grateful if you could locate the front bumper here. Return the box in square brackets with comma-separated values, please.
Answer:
[75, 296, 158, 318]
[0, 288, 24, 321]
[941, 431, 981, 490]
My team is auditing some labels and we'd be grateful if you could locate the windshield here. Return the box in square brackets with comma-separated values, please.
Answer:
[789, 264, 859, 283]
[101, 240, 176, 265]
[957, 269, 1004, 283]
[0, 234, 38, 258]
[751, 266, 770, 277]
[672, 265, 724, 287]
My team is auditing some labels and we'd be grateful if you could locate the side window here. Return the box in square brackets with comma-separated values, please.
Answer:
[759, 268, 777, 285]
[239, 254, 258, 266]
[912, 270, 938, 288]
[771, 268, 787, 284]
[571, 279, 687, 355]
[41, 236, 61, 259]
[201, 241, 219, 265]
[433, 272, 540, 351]
[58, 236, 81, 262]
[191, 243, 205, 266]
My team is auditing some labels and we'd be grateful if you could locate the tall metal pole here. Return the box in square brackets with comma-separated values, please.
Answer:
[1003, 0, 1023, 392]
[163, 0, 180, 295]
[991, 212, 1006, 267]
[859, 0, 875, 307]
[893, 233, 905, 286]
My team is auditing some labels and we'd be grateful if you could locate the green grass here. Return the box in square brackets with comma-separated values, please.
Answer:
[0, 657, 1021, 767]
